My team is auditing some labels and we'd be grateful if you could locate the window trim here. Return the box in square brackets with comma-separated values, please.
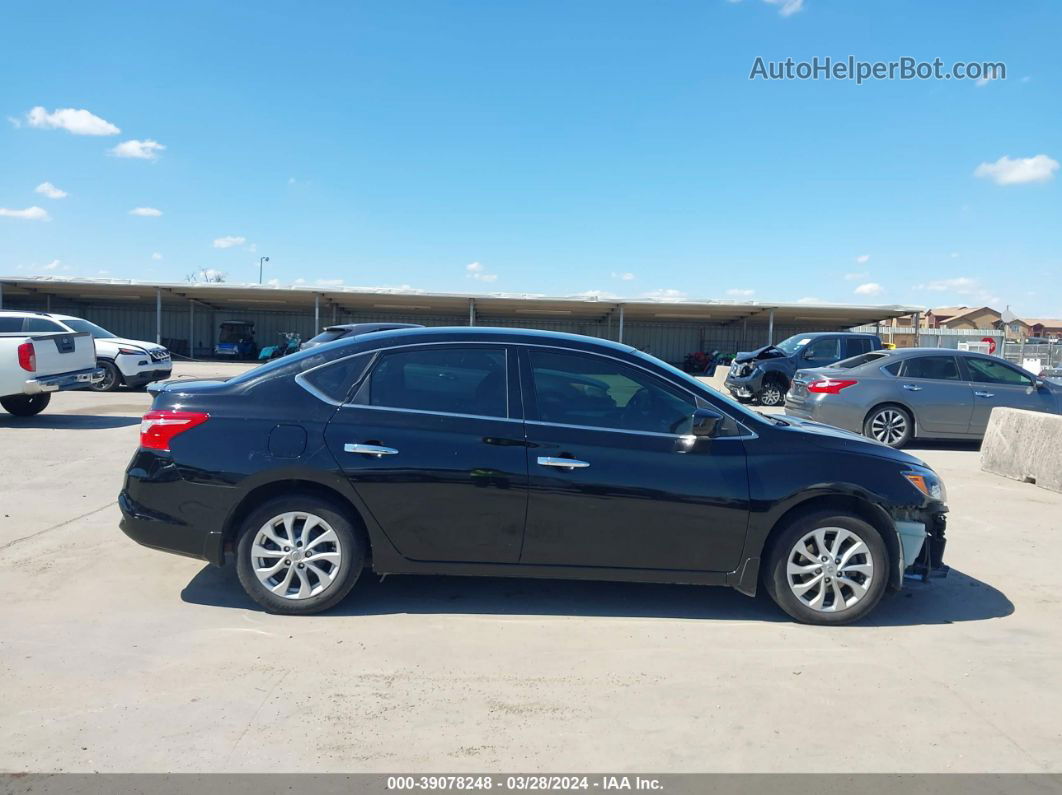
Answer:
[295, 339, 754, 438]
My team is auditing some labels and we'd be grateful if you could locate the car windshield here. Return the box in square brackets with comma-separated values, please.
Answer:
[833, 352, 890, 369]
[60, 318, 117, 339]
[773, 334, 812, 355]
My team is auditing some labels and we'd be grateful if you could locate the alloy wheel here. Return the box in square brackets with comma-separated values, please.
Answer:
[251, 511, 344, 600]
[870, 409, 908, 446]
[786, 526, 875, 613]
[759, 385, 784, 406]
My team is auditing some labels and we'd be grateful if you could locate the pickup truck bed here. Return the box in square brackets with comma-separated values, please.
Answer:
[0, 331, 103, 416]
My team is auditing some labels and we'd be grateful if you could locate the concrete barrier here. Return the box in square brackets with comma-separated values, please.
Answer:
[980, 407, 1062, 493]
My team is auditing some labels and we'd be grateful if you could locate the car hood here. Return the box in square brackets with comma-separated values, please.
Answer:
[100, 337, 166, 352]
[734, 345, 789, 364]
[780, 414, 927, 467]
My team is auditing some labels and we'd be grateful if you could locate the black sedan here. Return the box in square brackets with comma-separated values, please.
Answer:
[121, 327, 948, 625]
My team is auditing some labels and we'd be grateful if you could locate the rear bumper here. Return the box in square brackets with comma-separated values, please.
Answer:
[784, 394, 866, 435]
[24, 366, 104, 394]
[119, 491, 226, 565]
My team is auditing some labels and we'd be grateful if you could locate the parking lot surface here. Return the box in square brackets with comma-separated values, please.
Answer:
[2, 361, 1060, 772]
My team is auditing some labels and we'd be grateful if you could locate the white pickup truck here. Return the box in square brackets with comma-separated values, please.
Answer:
[0, 331, 103, 416]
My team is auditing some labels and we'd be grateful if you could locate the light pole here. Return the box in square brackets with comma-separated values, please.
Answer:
[258, 256, 270, 284]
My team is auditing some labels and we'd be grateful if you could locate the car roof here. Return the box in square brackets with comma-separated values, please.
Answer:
[356, 325, 638, 351]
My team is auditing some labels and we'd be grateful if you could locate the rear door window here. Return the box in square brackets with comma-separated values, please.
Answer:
[901, 355, 961, 381]
[0, 317, 24, 332]
[845, 337, 874, 357]
[355, 347, 508, 417]
[23, 317, 66, 333]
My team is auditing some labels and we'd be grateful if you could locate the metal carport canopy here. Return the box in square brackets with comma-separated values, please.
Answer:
[0, 277, 919, 328]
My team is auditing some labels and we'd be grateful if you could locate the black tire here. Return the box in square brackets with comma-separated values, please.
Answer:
[863, 404, 913, 448]
[1, 393, 51, 417]
[756, 376, 787, 407]
[89, 359, 122, 392]
[235, 493, 365, 615]
[763, 510, 889, 625]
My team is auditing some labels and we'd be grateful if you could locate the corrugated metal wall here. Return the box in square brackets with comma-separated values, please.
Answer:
[5, 295, 853, 364]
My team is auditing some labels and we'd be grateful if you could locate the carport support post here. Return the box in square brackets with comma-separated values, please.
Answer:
[314, 293, 320, 335]
[188, 300, 194, 360]
[468, 298, 475, 326]
[0, 282, 4, 309]
[767, 308, 775, 345]
[913, 310, 921, 347]
[155, 288, 162, 345]
[618, 304, 625, 343]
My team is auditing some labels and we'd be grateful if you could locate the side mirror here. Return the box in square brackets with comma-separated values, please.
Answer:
[691, 407, 724, 438]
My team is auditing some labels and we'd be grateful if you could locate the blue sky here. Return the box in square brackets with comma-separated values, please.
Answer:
[1, 0, 1059, 316]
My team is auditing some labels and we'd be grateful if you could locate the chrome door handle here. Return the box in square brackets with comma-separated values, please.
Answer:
[974, 391, 995, 398]
[537, 456, 590, 469]
[344, 443, 399, 457]
[902, 384, 923, 391]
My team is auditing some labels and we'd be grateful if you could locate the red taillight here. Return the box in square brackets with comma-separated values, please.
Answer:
[140, 410, 210, 451]
[807, 378, 859, 394]
[17, 342, 36, 372]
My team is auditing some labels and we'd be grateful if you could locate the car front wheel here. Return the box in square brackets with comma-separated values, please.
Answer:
[89, 359, 122, 392]
[764, 511, 888, 625]
[757, 377, 786, 407]
[1, 393, 51, 417]
[235, 494, 365, 615]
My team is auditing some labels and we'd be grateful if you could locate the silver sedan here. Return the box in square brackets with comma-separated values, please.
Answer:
[784, 348, 1062, 447]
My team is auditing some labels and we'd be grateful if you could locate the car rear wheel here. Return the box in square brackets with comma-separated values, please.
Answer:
[764, 511, 888, 625]
[757, 377, 786, 407]
[89, 359, 122, 392]
[235, 495, 365, 615]
[864, 405, 913, 448]
[1, 393, 51, 417]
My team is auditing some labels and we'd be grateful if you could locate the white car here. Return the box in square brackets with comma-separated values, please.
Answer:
[0, 311, 171, 392]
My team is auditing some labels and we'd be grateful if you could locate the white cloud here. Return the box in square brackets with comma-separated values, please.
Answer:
[109, 139, 165, 160]
[644, 288, 687, 301]
[974, 154, 1059, 185]
[43, 259, 61, 270]
[151, 252, 163, 261]
[0, 206, 50, 221]
[915, 276, 1000, 305]
[129, 207, 162, 217]
[213, 235, 247, 249]
[611, 271, 636, 281]
[726, 288, 755, 297]
[844, 271, 869, 281]
[316, 278, 344, 286]
[466, 261, 498, 282]
[797, 296, 825, 304]
[854, 282, 884, 296]
[570, 290, 618, 300]
[949, 252, 960, 258]
[35, 182, 68, 199]
[25, 106, 120, 135]
[763, 0, 804, 16]
[855, 254, 870, 264]
[267, 278, 280, 287]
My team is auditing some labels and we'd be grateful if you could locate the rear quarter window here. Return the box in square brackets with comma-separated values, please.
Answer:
[0, 317, 24, 332]
[299, 354, 373, 403]
[882, 361, 902, 376]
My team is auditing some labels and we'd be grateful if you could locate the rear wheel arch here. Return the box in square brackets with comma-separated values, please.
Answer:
[223, 479, 372, 564]
[758, 494, 902, 592]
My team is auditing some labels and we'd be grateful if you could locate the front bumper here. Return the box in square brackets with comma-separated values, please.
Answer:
[900, 510, 949, 583]
[122, 367, 173, 388]
[24, 366, 105, 394]
[724, 371, 763, 398]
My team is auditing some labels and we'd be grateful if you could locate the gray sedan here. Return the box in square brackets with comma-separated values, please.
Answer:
[784, 348, 1062, 447]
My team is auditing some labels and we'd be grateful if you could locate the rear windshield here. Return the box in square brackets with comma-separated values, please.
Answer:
[832, 352, 890, 370]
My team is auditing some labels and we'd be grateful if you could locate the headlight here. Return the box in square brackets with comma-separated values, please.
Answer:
[117, 347, 147, 356]
[902, 469, 946, 501]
